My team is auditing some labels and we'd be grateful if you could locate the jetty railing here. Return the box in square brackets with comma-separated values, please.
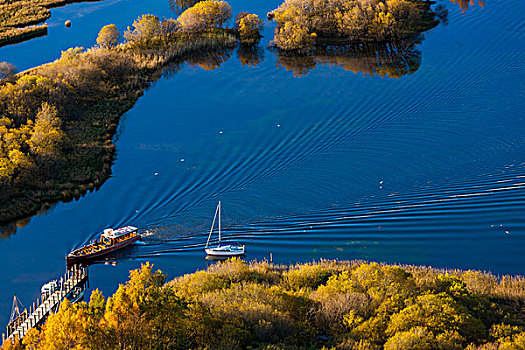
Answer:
[2, 265, 88, 344]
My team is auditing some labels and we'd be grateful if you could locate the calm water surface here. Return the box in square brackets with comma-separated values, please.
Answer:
[0, 0, 523, 329]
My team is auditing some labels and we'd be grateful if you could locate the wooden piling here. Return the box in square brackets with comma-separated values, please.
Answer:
[5, 266, 87, 342]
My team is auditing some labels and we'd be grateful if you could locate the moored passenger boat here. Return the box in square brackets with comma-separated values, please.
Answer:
[66, 226, 140, 266]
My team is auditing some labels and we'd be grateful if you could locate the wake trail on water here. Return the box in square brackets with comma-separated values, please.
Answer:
[129, 163, 525, 260]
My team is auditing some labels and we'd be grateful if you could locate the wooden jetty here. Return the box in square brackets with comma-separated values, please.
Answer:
[2, 265, 88, 344]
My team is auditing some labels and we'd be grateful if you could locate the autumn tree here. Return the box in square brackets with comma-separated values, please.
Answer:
[386, 292, 484, 343]
[124, 14, 161, 47]
[27, 102, 65, 157]
[177, 0, 232, 31]
[39, 299, 87, 349]
[269, 0, 435, 50]
[21, 328, 40, 349]
[160, 18, 181, 36]
[272, 22, 316, 51]
[103, 263, 187, 348]
[235, 12, 263, 44]
[1, 336, 23, 350]
[0, 62, 17, 79]
[96, 24, 121, 49]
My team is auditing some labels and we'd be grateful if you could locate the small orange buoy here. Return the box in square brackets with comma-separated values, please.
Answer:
[65, 20, 71, 28]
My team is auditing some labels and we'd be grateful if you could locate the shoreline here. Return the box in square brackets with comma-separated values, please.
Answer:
[0, 0, 103, 48]
[0, 29, 240, 224]
[8, 258, 525, 349]
[0, 0, 442, 225]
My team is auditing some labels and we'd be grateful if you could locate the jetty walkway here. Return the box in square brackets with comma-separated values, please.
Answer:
[2, 265, 88, 343]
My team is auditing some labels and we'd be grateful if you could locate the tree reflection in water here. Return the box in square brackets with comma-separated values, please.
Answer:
[1, 216, 33, 238]
[237, 44, 265, 67]
[185, 45, 234, 71]
[274, 38, 423, 78]
[450, 0, 485, 12]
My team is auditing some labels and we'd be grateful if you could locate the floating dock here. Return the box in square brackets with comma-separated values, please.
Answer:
[2, 265, 88, 344]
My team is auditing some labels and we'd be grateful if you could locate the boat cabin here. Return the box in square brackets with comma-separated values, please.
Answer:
[41, 280, 57, 295]
[100, 226, 138, 245]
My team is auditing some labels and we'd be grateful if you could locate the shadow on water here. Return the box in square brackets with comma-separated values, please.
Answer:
[273, 38, 424, 78]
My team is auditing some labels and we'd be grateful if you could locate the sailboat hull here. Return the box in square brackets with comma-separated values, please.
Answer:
[205, 246, 245, 257]
[205, 202, 245, 257]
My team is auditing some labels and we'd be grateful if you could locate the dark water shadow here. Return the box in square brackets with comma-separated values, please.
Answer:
[274, 38, 424, 78]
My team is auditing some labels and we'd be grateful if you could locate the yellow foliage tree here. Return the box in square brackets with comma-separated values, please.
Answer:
[96, 24, 121, 49]
[39, 300, 87, 349]
[270, 0, 431, 50]
[272, 22, 316, 52]
[21, 328, 40, 350]
[235, 13, 263, 44]
[102, 263, 167, 349]
[123, 14, 161, 48]
[27, 102, 65, 157]
[177, 0, 232, 31]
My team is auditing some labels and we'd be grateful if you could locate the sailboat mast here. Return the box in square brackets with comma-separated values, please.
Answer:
[9, 295, 20, 323]
[206, 203, 220, 249]
[218, 201, 221, 244]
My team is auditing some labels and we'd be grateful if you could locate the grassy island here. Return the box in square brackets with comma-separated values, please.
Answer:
[0, 0, 104, 47]
[0, 2, 263, 224]
[268, 0, 440, 52]
[4, 259, 525, 349]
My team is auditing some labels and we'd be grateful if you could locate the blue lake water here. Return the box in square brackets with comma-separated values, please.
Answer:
[0, 0, 524, 329]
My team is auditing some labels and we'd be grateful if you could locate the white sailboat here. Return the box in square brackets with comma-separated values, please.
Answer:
[205, 201, 245, 257]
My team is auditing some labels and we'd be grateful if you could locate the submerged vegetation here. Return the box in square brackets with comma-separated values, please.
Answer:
[268, 0, 440, 52]
[0, 2, 263, 223]
[4, 259, 525, 349]
[0, 0, 102, 47]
